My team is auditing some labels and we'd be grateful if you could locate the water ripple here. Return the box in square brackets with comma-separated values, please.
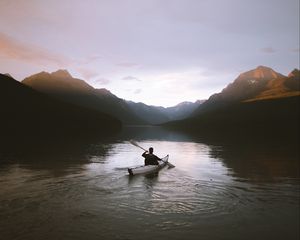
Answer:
[112, 172, 300, 219]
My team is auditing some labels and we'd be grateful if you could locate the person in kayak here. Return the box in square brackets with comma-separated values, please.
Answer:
[142, 147, 161, 166]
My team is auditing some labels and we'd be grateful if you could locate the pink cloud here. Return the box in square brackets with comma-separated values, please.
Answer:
[94, 77, 110, 85]
[77, 67, 99, 80]
[260, 47, 276, 53]
[81, 55, 103, 64]
[116, 62, 139, 67]
[0, 32, 71, 67]
[122, 76, 141, 81]
[134, 89, 142, 94]
[291, 48, 300, 52]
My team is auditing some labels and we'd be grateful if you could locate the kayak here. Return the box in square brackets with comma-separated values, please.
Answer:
[128, 155, 169, 176]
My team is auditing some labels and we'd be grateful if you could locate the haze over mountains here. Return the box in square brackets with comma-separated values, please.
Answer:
[127, 100, 204, 125]
[22, 70, 203, 125]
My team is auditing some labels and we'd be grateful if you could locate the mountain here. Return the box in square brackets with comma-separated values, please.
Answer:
[22, 70, 93, 95]
[165, 67, 300, 137]
[22, 69, 203, 125]
[22, 70, 144, 125]
[193, 66, 298, 115]
[4, 73, 12, 78]
[126, 101, 170, 124]
[127, 100, 204, 124]
[245, 68, 300, 102]
[164, 100, 205, 120]
[0, 73, 121, 137]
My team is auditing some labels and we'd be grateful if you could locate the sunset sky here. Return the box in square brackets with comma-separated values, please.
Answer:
[0, 0, 299, 106]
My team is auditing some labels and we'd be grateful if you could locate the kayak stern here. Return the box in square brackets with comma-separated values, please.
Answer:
[128, 168, 133, 175]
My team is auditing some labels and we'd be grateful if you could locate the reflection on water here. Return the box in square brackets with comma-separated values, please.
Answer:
[0, 127, 299, 240]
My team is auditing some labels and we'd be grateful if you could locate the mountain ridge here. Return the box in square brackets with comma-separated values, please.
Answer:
[5, 65, 299, 130]
[22, 70, 145, 125]
[0, 73, 121, 137]
[22, 69, 205, 124]
[193, 66, 299, 115]
[127, 100, 204, 124]
[164, 66, 300, 137]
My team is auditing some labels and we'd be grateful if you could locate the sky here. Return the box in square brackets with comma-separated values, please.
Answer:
[0, 0, 299, 107]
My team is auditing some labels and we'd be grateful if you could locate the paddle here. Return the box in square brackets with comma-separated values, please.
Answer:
[129, 140, 175, 168]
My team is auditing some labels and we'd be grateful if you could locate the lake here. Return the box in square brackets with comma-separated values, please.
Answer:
[0, 126, 299, 240]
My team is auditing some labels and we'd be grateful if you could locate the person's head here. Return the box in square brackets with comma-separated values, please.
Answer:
[149, 147, 153, 154]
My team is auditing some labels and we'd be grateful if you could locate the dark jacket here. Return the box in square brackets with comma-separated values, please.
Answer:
[142, 152, 160, 165]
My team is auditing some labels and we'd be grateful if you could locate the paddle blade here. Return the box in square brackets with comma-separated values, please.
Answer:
[129, 140, 147, 151]
[167, 162, 175, 168]
[129, 140, 138, 147]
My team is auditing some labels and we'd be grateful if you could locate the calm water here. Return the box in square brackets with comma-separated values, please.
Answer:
[0, 127, 299, 240]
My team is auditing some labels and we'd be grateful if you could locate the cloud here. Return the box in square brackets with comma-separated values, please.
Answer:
[80, 55, 103, 64]
[77, 67, 99, 80]
[117, 62, 139, 67]
[122, 76, 141, 81]
[134, 89, 142, 94]
[94, 77, 110, 85]
[291, 48, 300, 53]
[260, 47, 276, 53]
[0, 32, 71, 66]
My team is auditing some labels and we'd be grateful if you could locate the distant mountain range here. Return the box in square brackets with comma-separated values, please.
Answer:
[0, 73, 121, 137]
[127, 100, 204, 124]
[165, 66, 300, 137]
